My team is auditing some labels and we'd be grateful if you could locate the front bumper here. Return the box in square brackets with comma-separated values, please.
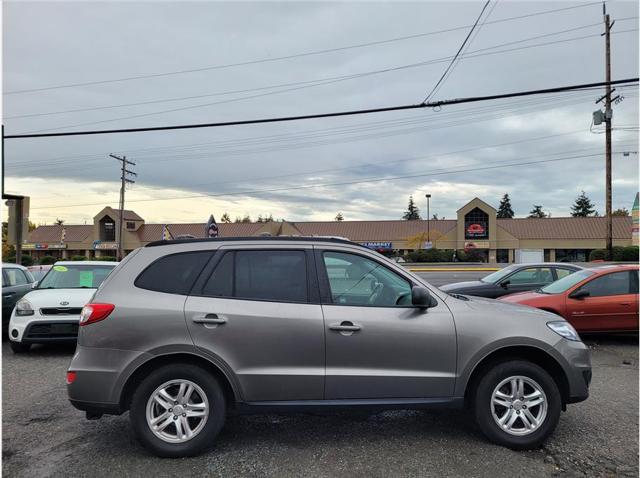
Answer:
[9, 318, 79, 344]
[554, 338, 592, 404]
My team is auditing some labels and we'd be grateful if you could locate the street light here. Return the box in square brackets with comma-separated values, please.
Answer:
[425, 194, 431, 244]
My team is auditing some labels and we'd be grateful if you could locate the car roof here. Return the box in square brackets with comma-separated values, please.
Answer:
[507, 263, 583, 268]
[2, 263, 29, 270]
[53, 261, 119, 266]
[589, 264, 639, 273]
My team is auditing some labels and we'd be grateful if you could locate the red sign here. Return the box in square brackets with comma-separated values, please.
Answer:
[466, 223, 485, 234]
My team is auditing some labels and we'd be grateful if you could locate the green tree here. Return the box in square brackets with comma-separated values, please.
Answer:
[220, 212, 231, 223]
[402, 196, 421, 220]
[497, 193, 515, 218]
[612, 207, 630, 216]
[241, 215, 252, 223]
[528, 205, 547, 218]
[54, 218, 65, 226]
[570, 190, 597, 217]
[335, 212, 344, 221]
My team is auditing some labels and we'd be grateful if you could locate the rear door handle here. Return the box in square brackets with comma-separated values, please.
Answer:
[329, 321, 361, 332]
[192, 314, 227, 325]
[620, 303, 631, 306]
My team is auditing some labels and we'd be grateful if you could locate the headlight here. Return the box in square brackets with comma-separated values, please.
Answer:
[15, 299, 34, 316]
[547, 321, 580, 341]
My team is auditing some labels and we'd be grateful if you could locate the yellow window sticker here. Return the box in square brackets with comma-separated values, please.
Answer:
[53, 265, 68, 272]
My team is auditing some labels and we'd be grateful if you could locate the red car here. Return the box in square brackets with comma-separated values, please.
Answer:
[500, 264, 639, 333]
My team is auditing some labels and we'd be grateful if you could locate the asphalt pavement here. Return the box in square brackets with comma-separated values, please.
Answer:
[2, 270, 638, 478]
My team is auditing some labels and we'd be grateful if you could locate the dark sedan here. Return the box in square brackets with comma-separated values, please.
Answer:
[439, 263, 583, 299]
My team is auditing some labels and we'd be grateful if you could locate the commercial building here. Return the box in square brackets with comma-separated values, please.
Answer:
[24, 199, 634, 263]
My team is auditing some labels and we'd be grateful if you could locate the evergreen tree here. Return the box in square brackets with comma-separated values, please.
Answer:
[54, 218, 65, 226]
[335, 212, 344, 221]
[497, 194, 515, 218]
[220, 212, 231, 223]
[570, 190, 597, 217]
[402, 196, 421, 220]
[612, 207, 630, 216]
[528, 205, 547, 218]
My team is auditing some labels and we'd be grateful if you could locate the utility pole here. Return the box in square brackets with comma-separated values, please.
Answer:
[425, 194, 431, 243]
[602, 5, 614, 259]
[109, 154, 136, 260]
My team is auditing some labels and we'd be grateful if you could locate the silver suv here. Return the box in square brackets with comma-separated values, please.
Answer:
[67, 237, 591, 457]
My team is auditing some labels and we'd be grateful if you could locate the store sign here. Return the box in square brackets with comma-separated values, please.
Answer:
[464, 241, 490, 249]
[94, 242, 118, 250]
[465, 223, 486, 238]
[23, 243, 67, 250]
[423, 241, 433, 250]
[361, 242, 392, 250]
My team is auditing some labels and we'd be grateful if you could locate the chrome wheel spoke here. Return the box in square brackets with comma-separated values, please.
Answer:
[522, 409, 538, 429]
[186, 408, 207, 418]
[154, 414, 174, 432]
[498, 409, 513, 426]
[154, 394, 173, 410]
[493, 397, 511, 408]
[491, 375, 548, 437]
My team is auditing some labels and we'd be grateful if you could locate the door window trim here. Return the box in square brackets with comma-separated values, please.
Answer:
[191, 248, 320, 305]
[314, 249, 425, 308]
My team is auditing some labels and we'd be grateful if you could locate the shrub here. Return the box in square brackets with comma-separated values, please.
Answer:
[589, 249, 607, 261]
[405, 249, 454, 263]
[622, 246, 639, 262]
[71, 255, 88, 261]
[6, 255, 34, 266]
[589, 246, 637, 262]
[39, 256, 57, 265]
[96, 256, 117, 261]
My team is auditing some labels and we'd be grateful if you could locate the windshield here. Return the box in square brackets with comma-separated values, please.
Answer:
[38, 264, 116, 289]
[480, 265, 519, 283]
[541, 269, 595, 294]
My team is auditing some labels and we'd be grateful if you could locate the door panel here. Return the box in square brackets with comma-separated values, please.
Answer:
[185, 296, 325, 401]
[318, 249, 456, 400]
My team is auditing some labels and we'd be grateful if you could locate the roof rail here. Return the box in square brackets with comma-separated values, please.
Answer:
[145, 235, 367, 248]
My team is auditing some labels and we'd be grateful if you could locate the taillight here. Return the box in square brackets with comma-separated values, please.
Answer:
[66, 371, 77, 384]
[79, 303, 115, 326]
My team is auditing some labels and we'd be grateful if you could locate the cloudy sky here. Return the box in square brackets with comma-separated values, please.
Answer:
[3, 0, 639, 226]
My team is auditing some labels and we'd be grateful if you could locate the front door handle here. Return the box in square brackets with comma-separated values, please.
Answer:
[620, 303, 631, 307]
[192, 314, 227, 325]
[329, 321, 361, 332]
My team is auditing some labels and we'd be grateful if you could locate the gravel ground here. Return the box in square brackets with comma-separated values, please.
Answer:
[2, 334, 637, 478]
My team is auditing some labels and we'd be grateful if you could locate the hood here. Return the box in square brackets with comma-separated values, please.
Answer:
[20, 288, 97, 308]
[499, 291, 547, 304]
[457, 294, 559, 319]
[439, 280, 489, 292]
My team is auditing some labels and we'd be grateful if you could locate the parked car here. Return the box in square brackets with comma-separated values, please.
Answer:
[500, 264, 639, 333]
[27, 264, 53, 282]
[2, 263, 36, 336]
[440, 263, 583, 299]
[8, 261, 118, 352]
[67, 237, 591, 457]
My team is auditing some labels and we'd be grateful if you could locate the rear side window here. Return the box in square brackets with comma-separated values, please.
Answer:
[200, 250, 308, 303]
[135, 251, 212, 295]
[579, 271, 632, 297]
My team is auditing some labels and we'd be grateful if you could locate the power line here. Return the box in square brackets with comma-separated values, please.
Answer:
[5, 78, 638, 139]
[423, 0, 492, 103]
[11, 22, 635, 132]
[3, 1, 604, 96]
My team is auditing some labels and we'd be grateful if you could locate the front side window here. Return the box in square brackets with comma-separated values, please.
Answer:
[4, 268, 29, 286]
[322, 251, 412, 307]
[135, 251, 212, 295]
[578, 271, 632, 297]
[200, 250, 308, 303]
[508, 267, 553, 285]
[39, 264, 116, 289]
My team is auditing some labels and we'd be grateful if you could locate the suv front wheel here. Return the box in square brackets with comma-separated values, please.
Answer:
[130, 364, 226, 457]
[473, 360, 561, 450]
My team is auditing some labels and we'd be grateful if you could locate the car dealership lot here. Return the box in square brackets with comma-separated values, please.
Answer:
[2, 268, 638, 478]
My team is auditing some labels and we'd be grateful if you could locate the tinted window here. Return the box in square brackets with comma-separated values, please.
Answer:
[579, 271, 632, 297]
[200, 250, 308, 303]
[202, 252, 233, 297]
[136, 252, 211, 295]
[555, 268, 575, 280]
[508, 267, 553, 285]
[322, 251, 412, 307]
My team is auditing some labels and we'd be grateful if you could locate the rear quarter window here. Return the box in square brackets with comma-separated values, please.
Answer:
[135, 251, 213, 295]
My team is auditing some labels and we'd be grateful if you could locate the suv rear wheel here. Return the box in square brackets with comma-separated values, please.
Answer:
[473, 360, 561, 450]
[130, 364, 226, 457]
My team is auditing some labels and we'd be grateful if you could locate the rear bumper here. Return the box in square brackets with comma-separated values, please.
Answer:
[69, 398, 122, 416]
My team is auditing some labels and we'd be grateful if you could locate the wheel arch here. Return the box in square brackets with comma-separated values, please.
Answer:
[119, 353, 239, 412]
[463, 345, 571, 408]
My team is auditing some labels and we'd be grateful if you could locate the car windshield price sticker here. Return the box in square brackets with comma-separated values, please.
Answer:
[53, 265, 68, 272]
[79, 271, 94, 288]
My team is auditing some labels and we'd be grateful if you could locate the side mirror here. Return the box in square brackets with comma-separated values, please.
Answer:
[412, 286, 437, 309]
[569, 289, 590, 300]
[31, 281, 38, 289]
[500, 280, 510, 289]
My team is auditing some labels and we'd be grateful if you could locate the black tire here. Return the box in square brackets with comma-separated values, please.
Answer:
[129, 364, 226, 458]
[10, 341, 31, 353]
[472, 360, 561, 450]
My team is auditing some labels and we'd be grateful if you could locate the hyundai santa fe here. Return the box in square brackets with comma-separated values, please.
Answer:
[67, 237, 591, 457]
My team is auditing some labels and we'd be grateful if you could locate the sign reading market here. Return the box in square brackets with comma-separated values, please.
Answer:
[361, 241, 393, 250]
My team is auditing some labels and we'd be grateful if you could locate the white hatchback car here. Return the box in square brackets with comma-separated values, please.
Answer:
[8, 261, 118, 353]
